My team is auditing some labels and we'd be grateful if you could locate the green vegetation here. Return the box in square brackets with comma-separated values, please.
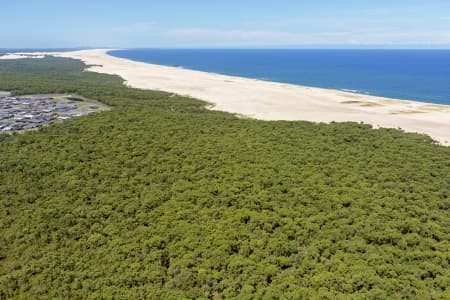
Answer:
[0, 57, 449, 299]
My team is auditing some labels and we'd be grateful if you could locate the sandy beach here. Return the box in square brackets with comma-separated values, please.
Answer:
[0, 53, 45, 60]
[4, 49, 450, 145]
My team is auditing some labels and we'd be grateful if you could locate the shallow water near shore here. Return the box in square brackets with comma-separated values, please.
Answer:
[110, 49, 450, 105]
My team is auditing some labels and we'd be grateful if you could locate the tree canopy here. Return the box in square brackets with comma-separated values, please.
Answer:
[0, 57, 449, 299]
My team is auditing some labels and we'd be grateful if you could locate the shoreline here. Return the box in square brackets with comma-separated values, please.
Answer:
[3, 49, 450, 145]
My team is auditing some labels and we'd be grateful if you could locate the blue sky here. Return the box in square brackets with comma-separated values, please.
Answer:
[1, 0, 450, 48]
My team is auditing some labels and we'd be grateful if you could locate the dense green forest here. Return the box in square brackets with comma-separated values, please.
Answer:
[0, 57, 449, 299]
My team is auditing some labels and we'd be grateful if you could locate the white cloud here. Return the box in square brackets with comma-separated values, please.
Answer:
[113, 22, 158, 34]
[163, 27, 450, 47]
[104, 20, 450, 48]
[166, 28, 297, 42]
[166, 28, 369, 45]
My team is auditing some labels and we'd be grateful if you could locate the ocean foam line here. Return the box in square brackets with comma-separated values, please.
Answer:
[341, 89, 360, 93]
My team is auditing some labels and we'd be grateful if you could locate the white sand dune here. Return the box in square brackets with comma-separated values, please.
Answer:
[0, 53, 45, 60]
[7, 49, 450, 145]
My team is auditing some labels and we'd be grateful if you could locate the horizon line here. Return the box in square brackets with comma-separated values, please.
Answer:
[2, 46, 450, 51]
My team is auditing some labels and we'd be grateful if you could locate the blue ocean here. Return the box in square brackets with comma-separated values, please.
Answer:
[109, 49, 450, 105]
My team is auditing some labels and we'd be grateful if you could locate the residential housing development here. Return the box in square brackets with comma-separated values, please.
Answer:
[0, 94, 107, 132]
